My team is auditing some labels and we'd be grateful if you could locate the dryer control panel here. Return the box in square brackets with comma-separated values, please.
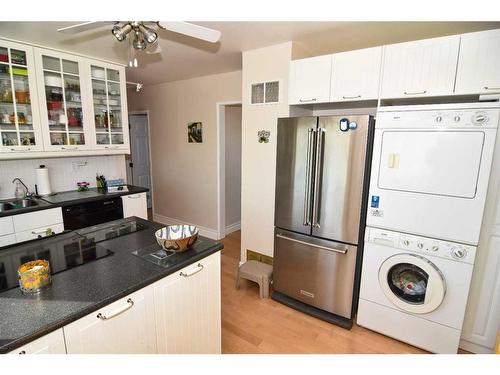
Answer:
[365, 227, 477, 265]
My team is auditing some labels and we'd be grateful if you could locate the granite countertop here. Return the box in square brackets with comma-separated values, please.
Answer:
[0, 218, 223, 353]
[0, 185, 149, 218]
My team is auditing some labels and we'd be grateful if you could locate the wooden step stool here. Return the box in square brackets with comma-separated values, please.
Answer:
[236, 260, 273, 298]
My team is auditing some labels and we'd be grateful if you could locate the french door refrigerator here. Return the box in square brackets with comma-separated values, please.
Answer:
[272, 115, 374, 329]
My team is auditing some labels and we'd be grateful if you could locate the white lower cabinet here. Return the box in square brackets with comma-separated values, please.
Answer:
[8, 329, 66, 354]
[63, 286, 157, 354]
[154, 251, 221, 354]
[121, 192, 148, 220]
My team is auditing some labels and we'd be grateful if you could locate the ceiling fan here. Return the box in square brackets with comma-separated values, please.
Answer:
[57, 21, 222, 67]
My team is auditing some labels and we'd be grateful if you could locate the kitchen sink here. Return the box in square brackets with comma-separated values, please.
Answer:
[0, 198, 42, 213]
[0, 202, 15, 212]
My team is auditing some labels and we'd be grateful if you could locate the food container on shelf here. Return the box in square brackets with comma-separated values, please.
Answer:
[15, 90, 28, 104]
[155, 225, 199, 252]
[18, 259, 52, 294]
[47, 100, 62, 110]
[8, 67, 28, 76]
[44, 75, 62, 87]
[0, 53, 8, 63]
[108, 99, 119, 106]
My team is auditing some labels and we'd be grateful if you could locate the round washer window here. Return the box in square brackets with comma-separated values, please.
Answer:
[387, 263, 428, 304]
[378, 253, 446, 314]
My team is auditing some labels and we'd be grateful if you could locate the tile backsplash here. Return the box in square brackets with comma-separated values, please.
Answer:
[0, 155, 127, 199]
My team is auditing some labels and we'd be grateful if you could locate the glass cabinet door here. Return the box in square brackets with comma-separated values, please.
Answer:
[0, 43, 40, 151]
[40, 53, 86, 149]
[91, 65, 125, 147]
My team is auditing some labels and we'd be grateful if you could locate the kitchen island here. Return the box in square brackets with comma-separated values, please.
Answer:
[0, 217, 223, 354]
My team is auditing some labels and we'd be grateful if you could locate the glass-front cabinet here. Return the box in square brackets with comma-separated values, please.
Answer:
[89, 62, 128, 150]
[34, 48, 91, 151]
[0, 40, 43, 152]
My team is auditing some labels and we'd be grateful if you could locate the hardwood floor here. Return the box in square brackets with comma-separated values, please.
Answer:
[220, 230, 427, 354]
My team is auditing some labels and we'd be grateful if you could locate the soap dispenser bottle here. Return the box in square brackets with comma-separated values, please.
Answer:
[14, 181, 26, 199]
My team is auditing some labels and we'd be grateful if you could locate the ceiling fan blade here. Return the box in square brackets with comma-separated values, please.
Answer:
[157, 22, 221, 43]
[57, 21, 116, 34]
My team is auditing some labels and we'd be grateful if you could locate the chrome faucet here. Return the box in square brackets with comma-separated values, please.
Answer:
[12, 178, 34, 199]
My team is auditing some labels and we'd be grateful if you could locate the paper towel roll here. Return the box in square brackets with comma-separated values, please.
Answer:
[36, 165, 52, 196]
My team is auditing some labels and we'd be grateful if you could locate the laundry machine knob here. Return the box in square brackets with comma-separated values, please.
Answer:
[454, 115, 461, 122]
[431, 245, 439, 252]
[451, 247, 467, 259]
[403, 240, 410, 246]
[435, 116, 443, 123]
[417, 242, 424, 249]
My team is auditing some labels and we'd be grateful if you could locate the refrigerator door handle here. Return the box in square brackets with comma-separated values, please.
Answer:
[303, 128, 315, 226]
[276, 233, 348, 254]
[312, 127, 324, 228]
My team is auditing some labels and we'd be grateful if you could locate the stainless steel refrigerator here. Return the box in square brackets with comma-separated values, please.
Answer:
[272, 115, 374, 329]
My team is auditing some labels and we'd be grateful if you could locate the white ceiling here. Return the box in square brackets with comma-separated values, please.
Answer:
[0, 21, 499, 86]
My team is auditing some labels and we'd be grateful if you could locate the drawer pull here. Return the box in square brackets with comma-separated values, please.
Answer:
[342, 95, 362, 99]
[299, 98, 317, 103]
[127, 195, 141, 199]
[97, 298, 134, 320]
[180, 263, 204, 277]
[404, 90, 427, 95]
[484, 86, 500, 90]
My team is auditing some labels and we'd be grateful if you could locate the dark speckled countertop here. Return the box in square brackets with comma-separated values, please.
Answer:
[0, 185, 149, 218]
[0, 217, 223, 353]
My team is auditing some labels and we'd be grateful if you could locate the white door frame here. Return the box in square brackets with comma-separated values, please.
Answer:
[216, 101, 242, 240]
[128, 110, 154, 216]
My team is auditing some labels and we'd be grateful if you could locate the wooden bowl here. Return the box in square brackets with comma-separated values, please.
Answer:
[155, 225, 198, 252]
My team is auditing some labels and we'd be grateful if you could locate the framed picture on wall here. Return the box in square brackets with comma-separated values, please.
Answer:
[188, 122, 203, 143]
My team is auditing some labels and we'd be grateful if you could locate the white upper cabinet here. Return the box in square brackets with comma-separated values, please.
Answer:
[85, 60, 129, 151]
[455, 29, 500, 95]
[0, 40, 43, 153]
[34, 48, 92, 152]
[380, 35, 460, 99]
[289, 55, 332, 105]
[330, 46, 382, 102]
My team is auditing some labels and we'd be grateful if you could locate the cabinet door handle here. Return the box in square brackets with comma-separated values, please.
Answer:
[97, 298, 134, 320]
[18, 350, 26, 355]
[484, 86, 500, 90]
[342, 95, 361, 99]
[180, 263, 204, 277]
[299, 98, 317, 103]
[404, 90, 427, 95]
[31, 229, 49, 235]
[127, 194, 141, 199]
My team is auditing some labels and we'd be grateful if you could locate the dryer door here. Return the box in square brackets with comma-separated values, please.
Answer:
[379, 253, 446, 314]
[377, 130, 484, 198]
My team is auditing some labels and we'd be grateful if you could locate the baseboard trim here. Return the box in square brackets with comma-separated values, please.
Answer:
[153, 213, 218, 240]
[225, 221, 241, 235]
[459, 339, 493, 354]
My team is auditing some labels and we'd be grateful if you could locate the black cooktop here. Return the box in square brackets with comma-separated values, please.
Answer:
[0, 218, 148, 294]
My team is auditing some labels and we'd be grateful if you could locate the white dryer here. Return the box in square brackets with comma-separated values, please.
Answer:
[367, 102, 499, 245]
[357, 227, 476, 353]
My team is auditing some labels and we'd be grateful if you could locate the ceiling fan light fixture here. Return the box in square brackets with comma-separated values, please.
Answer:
[132, 30, 147, 50]
[139, 23, 158, 44]
[112, 23, 132, 42]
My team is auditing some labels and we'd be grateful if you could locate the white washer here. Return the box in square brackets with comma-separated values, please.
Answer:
[367, 102, 499, 245]
[357, 227, 476, 353]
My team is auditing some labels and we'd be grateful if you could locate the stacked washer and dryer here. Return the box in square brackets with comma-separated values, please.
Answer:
[357, 102, 500, 353]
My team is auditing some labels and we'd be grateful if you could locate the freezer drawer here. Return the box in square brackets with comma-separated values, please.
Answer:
[273, 228, 358, 319]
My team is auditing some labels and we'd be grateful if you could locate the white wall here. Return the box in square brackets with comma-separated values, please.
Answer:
[240, 42, 292, 260]
[0, 155, 127, 199]
[225, 105, 242, 228]
[127, 70, 242, 235]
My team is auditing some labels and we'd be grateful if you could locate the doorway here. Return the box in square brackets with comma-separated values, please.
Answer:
[217, 101, 242, 239]
[128, 112, 153, 212]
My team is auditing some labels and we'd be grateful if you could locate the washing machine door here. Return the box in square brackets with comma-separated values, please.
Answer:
[378, 253, 446, 314]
